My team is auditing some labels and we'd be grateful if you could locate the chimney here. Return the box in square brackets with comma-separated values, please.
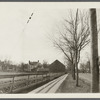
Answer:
[29, 60, 30, 64]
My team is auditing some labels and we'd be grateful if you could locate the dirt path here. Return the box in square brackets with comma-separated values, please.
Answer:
[56, 74, 90, 93]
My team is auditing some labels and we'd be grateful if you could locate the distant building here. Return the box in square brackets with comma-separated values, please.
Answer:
[0, 61, 15, 72]
[6, 65, 15, 71]
[0, 65, 2, 71]
[29, 60, 40, 71]
[23, 64, 29, 72]
[49, 60, 66, 73]
[37, 66, 49, 74]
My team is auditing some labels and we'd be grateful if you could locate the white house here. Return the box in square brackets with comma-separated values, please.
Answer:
[29, 60, 40, 71]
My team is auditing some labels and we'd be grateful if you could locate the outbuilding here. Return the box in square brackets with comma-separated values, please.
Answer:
[49, 60, 66, 73]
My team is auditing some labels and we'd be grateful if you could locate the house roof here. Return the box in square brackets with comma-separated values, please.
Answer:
[49, 60, 65, 68]
[48, 60, 66, 72]
[29, 60, 39, 66]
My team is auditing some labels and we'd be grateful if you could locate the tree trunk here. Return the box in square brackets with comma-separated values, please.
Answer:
[71, 63, 76, 80]
[71, 64, 74, 78]
[73, 64, 76, 80]
[90, 9, 99, 93]
[75, 50, 79, 86]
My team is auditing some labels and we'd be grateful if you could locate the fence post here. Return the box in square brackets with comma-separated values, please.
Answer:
[27, 75, 30, 86]
[35, 74, 37, 83]
[36, 74, 38, 83]
[10, 76, 15, 93]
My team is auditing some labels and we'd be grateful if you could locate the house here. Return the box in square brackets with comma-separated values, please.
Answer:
[37, 66, 49, 74]
[49, 60, 66, 73]
[29, 60, 40, 72]
[6, 65, 15, 71]
[23, 64, 29, 72]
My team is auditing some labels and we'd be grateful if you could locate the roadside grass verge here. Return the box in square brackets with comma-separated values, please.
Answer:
[56, 74, 90, 93]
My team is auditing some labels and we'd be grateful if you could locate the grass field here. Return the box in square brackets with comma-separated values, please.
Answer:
[56, 74, 90, 93]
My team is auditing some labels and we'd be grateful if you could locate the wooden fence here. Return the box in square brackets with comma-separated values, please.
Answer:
[0, 72, 64, 93]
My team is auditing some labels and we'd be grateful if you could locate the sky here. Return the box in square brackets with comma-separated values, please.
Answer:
[0, 2, 69, 64]
[0, 2, 100, 65]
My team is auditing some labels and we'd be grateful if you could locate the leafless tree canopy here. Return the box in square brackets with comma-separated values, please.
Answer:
[51, 9, 90, 85]
[52, 9, 90, 65]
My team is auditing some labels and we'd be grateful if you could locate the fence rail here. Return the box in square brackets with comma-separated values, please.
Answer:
[0, 72, 65, 93]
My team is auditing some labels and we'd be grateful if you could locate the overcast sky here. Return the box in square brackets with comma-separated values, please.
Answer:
[0, 2, 100, 64]
[0, 2, 69, 64]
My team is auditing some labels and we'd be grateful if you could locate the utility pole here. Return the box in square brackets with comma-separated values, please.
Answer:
[75, 9, 79, 86]
[90, 9, 99, 92]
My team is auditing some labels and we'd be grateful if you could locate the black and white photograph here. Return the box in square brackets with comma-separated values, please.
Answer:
[0, 2, 99, 98]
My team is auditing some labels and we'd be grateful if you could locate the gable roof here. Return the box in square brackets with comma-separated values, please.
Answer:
[29, 60, 39, 66]
[49, 60, 65, 69]
[50, 60, 65, 67]
[49, 60, 65, 72]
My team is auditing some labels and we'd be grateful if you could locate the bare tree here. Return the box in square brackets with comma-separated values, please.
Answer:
[43, 60, 49, 68]
[90, 9, 99, 93]
[85, 52, 91, 73]
[64, 48, 76, 79]
[53, 38, 76, 79]
[51, 9, 90, 86]
[80, 61, 90, 73]
[80, 63, 86, 73]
